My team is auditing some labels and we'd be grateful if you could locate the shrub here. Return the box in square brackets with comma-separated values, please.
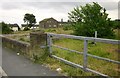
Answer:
[0, 22, 13, 34]
[63, 24, 72, 31]
[63, 26, 69, 31]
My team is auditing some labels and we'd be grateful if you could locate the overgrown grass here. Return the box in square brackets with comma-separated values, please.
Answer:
[10, 28, 119, 42]
[44, 28, 73, 34]
[38, 38, 119, 76]
[54, 38, 118, 60]
[7, 28, 120, 76]
[10, 28, 73, 42]
[13, 30, 32, 35]
[114, 29, 120, 40]
[7, 34, 30, 43]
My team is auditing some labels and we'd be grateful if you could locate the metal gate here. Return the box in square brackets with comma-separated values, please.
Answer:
[47, 33, 120, 77]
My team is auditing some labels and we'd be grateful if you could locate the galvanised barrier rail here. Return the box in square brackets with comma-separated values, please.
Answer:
[47, 33, 120, 77]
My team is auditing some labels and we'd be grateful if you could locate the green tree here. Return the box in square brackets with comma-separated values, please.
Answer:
[23, 13, 36, 28]
[0, 22, 13, 34]
[113, 19, 120, 29]
[68, 2, 115, 39]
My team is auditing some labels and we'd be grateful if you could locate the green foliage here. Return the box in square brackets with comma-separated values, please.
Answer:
[52, 39, 118, 76]
[112, 20, 120, 29]
[63, 24, 72, 31]
[63, 26, 69, 30]
[19, 38, 25, 41]
[46, 29, 56, 32]
[32, 47, 49, 63]
[23, 27, 30, 31]
[0, 22, 13, 34]
[114, 29, 120, 40]
[23, 13, 36, 28]
[68, 2, 115, 39]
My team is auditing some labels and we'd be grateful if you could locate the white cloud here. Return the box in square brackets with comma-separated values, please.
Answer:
[1, 0, 119, 2]
[0, 1, 119, 26]
[107, 9, 118, 20]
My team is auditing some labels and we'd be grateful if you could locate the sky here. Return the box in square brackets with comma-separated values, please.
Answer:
[0, 0, 119, 27]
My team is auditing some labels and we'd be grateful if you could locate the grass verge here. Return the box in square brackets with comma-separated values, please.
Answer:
[36, 38, 119, 76]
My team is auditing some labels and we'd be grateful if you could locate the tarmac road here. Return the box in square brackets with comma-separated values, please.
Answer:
[2, 46, 60, 76]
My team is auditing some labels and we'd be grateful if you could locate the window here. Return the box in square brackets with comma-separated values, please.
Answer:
[47, 21, 51, 23]
[54, 25, 56, 27]
[49, 25, 51, 27]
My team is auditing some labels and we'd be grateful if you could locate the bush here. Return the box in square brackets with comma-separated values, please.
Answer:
[0, 22, 13, 34]
[63, 26, 69, 31]
[47, 29, 56, 32]
[63, 24, 72, 31]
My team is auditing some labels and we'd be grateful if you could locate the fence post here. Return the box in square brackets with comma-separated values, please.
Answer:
[47, 34, 52, 55]
[30, 31, 47, 59]
[95, 31, 97, 38]
[83, 39, 88, 71]
[94, 31, 97, 43]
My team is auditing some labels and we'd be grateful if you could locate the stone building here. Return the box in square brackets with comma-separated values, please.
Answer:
[39, 17, 59, 28]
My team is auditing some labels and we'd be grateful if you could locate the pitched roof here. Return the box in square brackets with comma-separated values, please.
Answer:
[9, 24, 19, 27]
[39, 17, 58, 23]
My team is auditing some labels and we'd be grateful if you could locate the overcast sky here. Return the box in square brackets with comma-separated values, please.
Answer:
[0, 0, 119, 26]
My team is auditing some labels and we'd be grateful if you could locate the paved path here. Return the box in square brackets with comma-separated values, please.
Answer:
[2, 46, 60, 76]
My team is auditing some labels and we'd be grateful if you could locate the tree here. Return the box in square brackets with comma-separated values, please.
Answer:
[23, 13, 36, 28]
[113, 19, 120, 29]
[0, 22, 13, 34]
[68, 2, 115, 39]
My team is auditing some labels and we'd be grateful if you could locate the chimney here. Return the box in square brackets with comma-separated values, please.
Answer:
[61, 18, 63, 22]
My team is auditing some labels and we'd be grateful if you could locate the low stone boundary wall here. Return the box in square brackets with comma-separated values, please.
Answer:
[1, 35, 30, 55]
[0, 31, 48, 61]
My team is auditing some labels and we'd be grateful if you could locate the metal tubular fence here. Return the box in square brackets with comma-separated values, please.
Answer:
[52, 45, 120, 64]
[47, 33, 120, 77]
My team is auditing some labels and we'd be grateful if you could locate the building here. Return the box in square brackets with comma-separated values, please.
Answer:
[21, 24, 26, 30]
[31, 25, 39, 29]
[9, 24, 20, 31]
[58, 20, 70, 27]
[39, 17, 59, 28]
[21, 24, 39, 30]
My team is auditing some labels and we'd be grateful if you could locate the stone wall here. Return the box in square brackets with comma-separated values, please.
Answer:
[1, 31, 48, 61]
[30, 31, 48, 61]
[1, 36, 30, 56]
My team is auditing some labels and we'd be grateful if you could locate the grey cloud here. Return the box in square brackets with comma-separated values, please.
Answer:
[21, 2, 82, 10]
[1, 2, 24, 10]
[118, 1, 120, 18]
[99, 2, 118, 10]
[22, 2, 118, 13]
[1, 2, 85, 13]
[17, 2, 90, 13]
[1, 2, 118, 11]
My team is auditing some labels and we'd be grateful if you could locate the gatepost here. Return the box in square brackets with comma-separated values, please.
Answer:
[30, 31, 48, 61]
